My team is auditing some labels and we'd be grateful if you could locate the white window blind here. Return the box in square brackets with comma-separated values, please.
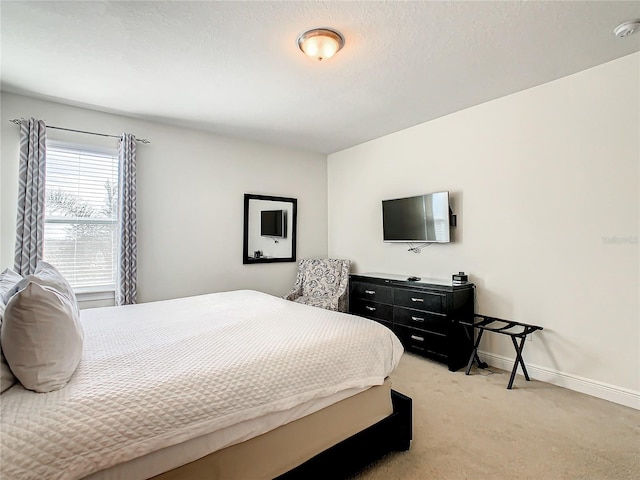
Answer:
[44, 141, 118, 292]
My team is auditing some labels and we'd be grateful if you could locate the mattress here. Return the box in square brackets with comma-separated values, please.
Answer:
[1, 290, 403, 480]
[90, 380, 393, 480]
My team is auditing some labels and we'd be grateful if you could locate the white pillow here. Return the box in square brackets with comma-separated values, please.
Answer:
[2, 264, 83, 393]
[0, 268, 23, 393]
[7, 261, 79, 313]
[1, 303, 18, 394]
[1, 267, 23, 304]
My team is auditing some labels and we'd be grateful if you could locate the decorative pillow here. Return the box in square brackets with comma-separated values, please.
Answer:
[33, 261, 78, 309]
[0, 268, 23, 393]
[7, 261, 79, 314]
[1, 267, 23, 304]
[1, 303, 17, 393]
[2, 265, 83, 393]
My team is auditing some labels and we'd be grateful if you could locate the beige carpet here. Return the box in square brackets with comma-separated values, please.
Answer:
[352, 353, 639, 480]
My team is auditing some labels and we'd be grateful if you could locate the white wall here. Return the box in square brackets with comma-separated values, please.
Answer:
[328, 53, 640, 407]
[1, 92, 328, 304]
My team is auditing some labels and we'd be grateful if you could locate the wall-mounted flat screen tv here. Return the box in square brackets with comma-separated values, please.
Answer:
[261, 209, 287, 238]
[382, 191, 451, 243]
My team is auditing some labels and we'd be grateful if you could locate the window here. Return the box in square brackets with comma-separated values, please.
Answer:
[44, 141, 118, 293]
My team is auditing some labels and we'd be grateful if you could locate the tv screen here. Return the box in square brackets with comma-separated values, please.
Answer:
[382, 191, 450, 243]
[261, 209, 287, 238]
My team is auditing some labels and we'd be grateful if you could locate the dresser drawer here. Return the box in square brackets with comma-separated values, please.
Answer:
[351, 282, 393, 304]
[394, 288, 446, 314]
[393, 306, 448, 333]
[350, 299, 393, 323]
[349, 274, 475, 372]
[395, 324, 448, 359]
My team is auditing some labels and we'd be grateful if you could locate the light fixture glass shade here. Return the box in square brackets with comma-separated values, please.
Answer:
[297, 28, 345, 62]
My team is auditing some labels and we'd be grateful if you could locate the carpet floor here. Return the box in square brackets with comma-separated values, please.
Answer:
[351, 352, 639, 480]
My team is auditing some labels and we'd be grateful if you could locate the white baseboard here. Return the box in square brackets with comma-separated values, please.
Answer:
[478, 350, 640, 410]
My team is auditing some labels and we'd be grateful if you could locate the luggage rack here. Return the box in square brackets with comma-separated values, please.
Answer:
[462, 315, 543, 389]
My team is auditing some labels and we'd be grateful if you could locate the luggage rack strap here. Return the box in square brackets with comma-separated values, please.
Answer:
[468, 315, 543, 337]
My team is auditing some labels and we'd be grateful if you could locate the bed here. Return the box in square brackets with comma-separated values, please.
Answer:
[1, 289, 411, 480]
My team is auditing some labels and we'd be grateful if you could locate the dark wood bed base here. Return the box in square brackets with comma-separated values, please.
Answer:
[276, 390, 412, 480]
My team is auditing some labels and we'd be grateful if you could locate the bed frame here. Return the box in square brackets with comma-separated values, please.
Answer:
[276, 389, 412, 479]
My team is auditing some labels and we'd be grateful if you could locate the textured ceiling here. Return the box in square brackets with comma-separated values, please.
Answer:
[2, 1, 639, 154]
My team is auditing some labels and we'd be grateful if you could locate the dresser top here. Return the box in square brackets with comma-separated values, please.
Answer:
[350, 272, 473, 290]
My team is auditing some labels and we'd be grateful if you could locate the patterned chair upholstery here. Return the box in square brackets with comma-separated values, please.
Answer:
[284, 258, 351, 312]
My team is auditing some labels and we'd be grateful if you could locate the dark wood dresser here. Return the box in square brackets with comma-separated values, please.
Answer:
[349, 273, 475, 371]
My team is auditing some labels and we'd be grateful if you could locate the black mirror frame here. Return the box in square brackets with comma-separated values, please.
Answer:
[243, 193, 297, 264]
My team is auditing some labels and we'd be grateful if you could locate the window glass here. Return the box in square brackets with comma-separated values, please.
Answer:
[44, 141, 118, 292]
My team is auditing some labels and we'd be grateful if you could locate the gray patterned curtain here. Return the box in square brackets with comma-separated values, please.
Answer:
[116, 133, 137, 306]
[14, 118, 47, 276]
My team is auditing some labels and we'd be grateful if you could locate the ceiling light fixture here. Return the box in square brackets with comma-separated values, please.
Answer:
[614, 19, 640, 38]
[297, 28, 345, 62]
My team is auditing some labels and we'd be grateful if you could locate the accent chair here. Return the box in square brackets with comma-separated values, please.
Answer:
[284, 258, 351, 312]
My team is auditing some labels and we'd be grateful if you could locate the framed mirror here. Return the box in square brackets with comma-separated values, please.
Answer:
[243, 194, 297, 264]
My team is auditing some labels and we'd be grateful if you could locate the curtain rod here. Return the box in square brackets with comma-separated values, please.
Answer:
[9, 118, 151, 144]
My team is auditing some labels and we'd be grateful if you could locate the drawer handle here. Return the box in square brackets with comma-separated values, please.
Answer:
[410, 335, 425, 342]
[365, 306, 376, 311]
[411, 316, 425, 322]
[410, 297, 424, 302]
[364, 290, 376, 295]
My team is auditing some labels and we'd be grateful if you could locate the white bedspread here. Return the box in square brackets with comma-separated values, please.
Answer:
[0, 290, 403, 480]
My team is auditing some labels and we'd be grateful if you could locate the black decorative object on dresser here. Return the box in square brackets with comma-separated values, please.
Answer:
[349, 273, 475, 372]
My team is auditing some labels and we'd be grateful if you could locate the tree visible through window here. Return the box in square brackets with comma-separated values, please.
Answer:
[44, 141, 118, 292]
